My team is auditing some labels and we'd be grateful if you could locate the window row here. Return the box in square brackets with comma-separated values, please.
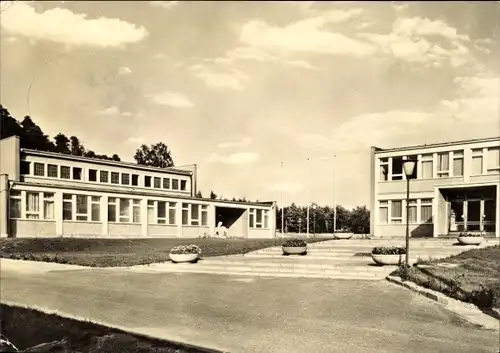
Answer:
[378, 199, 433, 225]
[21, 161, 189, 192]
[249, 208, 269, 228]
[379, 147, 500, 181]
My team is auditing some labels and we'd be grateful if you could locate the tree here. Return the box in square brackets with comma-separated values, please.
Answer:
[20, 116, 54, 151]
[111, 154, 121, 161]
[53, 133, 71, 154]
[84, 150, 96, 158]
[195, 191, 203, 198]
[134, 142, 174, 168]
[0, 105, 23, 139]
[70, 136, 85, 156]
[349, 206, 370, 234]
[210, 190, 217, 199]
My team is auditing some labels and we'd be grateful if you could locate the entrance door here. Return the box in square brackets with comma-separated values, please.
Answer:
[449, 201, 464, 232]
[466, 200, 481, 231]
[484, 199, 496, 232]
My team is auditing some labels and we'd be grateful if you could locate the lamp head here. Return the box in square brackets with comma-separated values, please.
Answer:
[402, 157, 417, 178]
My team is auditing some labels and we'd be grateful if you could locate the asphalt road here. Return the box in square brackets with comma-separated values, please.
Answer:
[1, 264, 498, 353]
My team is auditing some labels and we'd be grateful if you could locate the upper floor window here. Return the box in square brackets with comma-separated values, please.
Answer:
[131, 174, 139, 186]
[154, 177, 161, 188]
[487, 147, 500, 174]
[61, 166, 71, 179]
[181, 180, 187, 191]
[111, 172, 120, 184]
[452, 151, 464, 177]
[144, 176, 151, 187]
[379, 158, 388, 181]
[89, 169, 97, 182]
[437, 152, 449, 178]
[421, 154, 433, 179]
[391, 157, 403, 180]
[472, 149, 483, 175]
[163, 178, 170, 189]
[34, 162, 45, 176]
[48, 164, 58, 178]
[121, 173, 130, 185]
[172, 179, 179, 190]
[100, 170, 109, 183]
[20, 161, 30, 175]
[73, 167, 82, 180]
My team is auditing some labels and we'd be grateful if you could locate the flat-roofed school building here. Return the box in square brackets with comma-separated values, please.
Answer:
[369, 136, 500, 238]
[0, 136, 276, 238]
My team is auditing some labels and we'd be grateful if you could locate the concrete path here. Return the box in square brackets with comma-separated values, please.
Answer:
[1, 261, 498, 353]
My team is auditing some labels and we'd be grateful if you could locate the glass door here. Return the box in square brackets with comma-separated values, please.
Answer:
[484, 199, 496, 232]
[466, 200, 481, 231]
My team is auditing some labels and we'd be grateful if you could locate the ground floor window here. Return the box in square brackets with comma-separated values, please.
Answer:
[421, 199, 433, 223]
[378, 198, 433, 225]
[63, 194, 101, 222]
[109, 197, 141, 223]
[9, 191, 22, 219]
[182, 203, 208, 226]
[148, 200, 176, 225]
[9, 190, 54, 220]
[249, 208, 269, 228]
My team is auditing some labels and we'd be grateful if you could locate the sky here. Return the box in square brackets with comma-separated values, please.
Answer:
[1, 1, 499, 209]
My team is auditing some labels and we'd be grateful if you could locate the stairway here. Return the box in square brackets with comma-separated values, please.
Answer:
[125, 238, 498, 281]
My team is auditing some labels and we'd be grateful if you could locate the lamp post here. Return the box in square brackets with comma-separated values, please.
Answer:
[402, 157, 417, 279]
[312, 203, 317, 237]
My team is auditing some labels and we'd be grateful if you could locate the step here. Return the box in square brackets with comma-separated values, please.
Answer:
[198, 261, 392, 272]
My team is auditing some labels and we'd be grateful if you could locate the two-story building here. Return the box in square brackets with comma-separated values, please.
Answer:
[369, 137, 500, 238]
[0, 136, 276, 238]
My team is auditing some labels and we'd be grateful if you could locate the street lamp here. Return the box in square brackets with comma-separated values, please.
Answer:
[402, 157, 417, 279]
[312, 203, 317, 237]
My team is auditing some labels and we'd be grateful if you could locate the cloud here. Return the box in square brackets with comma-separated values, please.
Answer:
[217, 137, 252, 149]
[208, 152, 260, 164]
[267, 181, 305, 193]
[296, 134, 335, 150]
[150, 1, 179, 9]
[239, 12, 374, 57]
[359, 16, 473, 68]
[148, 91, 194, 108]
[125, 136, 145, 145]
[0, 3, 148, 47]
[97, 106, 121, 115]
[190, 64, 250, 91]
[118, 66, 132, 75]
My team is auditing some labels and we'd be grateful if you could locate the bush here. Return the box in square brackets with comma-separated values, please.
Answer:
[458, 231, 485, 237]
[372, 246, 406, 255]
[282, 239, 307, 247]
[169, 244, 202, 255]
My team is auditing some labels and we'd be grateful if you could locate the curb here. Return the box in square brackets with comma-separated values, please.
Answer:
[386, 275, 449, 304]
[1, 300, 229, 353]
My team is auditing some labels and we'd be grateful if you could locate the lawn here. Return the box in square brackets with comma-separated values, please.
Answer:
[0, 303, 215, 353]
[0, 236, 333, 267]
[396, 245, 500, 311]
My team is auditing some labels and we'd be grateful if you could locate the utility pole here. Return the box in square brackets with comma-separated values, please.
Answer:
[306, 157, 310, 237]
[333, 154, 337, 233]
[281, 161, 284, 238]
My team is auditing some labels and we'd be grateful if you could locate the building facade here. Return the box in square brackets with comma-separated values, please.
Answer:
[0, 136, 276, 238]
[369, 137, 500, 238]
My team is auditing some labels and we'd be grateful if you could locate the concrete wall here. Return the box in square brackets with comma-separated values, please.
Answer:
[0, 175, 8, 237]
[63, 222, 101, 237]
[10, 220, 57, 237]
[376, 224, 433, 238]
[0, 136, 20, 180]
[148, 225, 178, 237]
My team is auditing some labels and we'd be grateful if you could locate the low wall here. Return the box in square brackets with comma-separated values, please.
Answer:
[10, 220, 57, 238]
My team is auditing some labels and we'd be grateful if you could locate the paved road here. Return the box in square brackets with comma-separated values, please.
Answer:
[1, 263, 498, 353]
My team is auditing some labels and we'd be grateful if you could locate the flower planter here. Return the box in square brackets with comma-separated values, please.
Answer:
[169, 253, 199, 263]
[457, 236, 484, 245]
[282, 246, 307, 255]
[333, 233, 353, 240]
[371, 254, 404, 266]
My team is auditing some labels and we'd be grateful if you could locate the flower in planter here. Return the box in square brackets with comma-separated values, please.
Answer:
[459, 231, 486, 237]
[371, 246, 406, 255]
[169, 244, 202, 255]
[282, 238, 307, 247]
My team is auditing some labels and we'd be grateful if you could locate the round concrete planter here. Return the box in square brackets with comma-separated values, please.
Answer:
[457, 236, 484, 245]
[371, 254, 404, 266]
[282, 246, 307, 255]
[169, 253, 199, 263]
[333, 233, 353, 240]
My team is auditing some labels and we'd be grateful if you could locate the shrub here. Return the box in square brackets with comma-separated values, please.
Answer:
[458, 231, 485, 237]
[169, 244, 202, 255]
[371, 246, 406, 255]
[282, 239, 307, 247]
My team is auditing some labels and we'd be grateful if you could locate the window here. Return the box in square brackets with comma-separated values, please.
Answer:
[472, 149, 483, 175]
[132, 174, 139, 186]
[182, 203, 204, 226]
[391, 157, 403, 180]
[91, 196, 100, 221]
[157, 201, 167, 224]
[390, 200, 402, 224]
[169, 202, 176, 224]
[100, 171, 109, 183]
[201, 205, 208, 226]
[34, 162, 45, 176]
[163, 178, 170, 189]
[20, 161, 30, 175]
[121, 173, 130, 185]
[148, 200, 155, 223]
[89, 169, 97, 182]
[421, 154, 433, 179]
[437, 152, 450, 178]
[63, 194, 73, 220]
[111, 172, 120, 184]
[48, 164, 58, 178]
[379, 158, 389, 181]
[145, 176, 151, 187]
[119, 198, 130, 222]
[73, 167, 82, 180]
[9, 191, 21, 218]
[108, 197, 117, 222]
[61, 166, 71, 179]
[264, 209, 269, 228]
[191, 204, 200, 226]
[249, 208, 269, 228]
[181, 180, 187, 191]
[407, 199, 417, 223]
[452, 151, 464, 177]
[421, 199, 433, 223]
[132, 199, 141, 223]
[172, 179, 179, 190]
[154, 177, 161, 189]
[150, 200, 176, 225]
[76, 195, 88, 221]
[182, 203, 189, 225]
[43, 193, 55, 220]
[378, 200, 388, 224]
[487, 147, 500, 174]
[26, 192, 40, 219]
